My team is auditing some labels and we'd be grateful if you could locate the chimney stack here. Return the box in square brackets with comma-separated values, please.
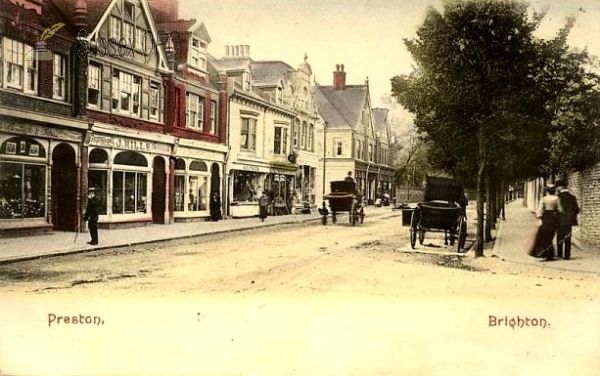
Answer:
[224, 45, 250, 58]
[334, 64, 346, 90]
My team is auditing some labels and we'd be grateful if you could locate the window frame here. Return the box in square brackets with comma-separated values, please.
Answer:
[53, 54, 66, 100]
[240, 117, 257, 151]
[186, 93, 204, 130]
[87, 64, 101, 107]
[2, 37, 37, 94]
[111, 70, 141, 116]
[209, 101, 217, 134]
[149, 81, 160, 120]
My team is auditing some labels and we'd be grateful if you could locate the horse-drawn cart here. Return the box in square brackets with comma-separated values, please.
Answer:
[406, 176, 468, 252]
[319, 181, 364, 226]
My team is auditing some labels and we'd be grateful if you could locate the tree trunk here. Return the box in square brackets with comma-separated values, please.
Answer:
[500, 181, 506, 220]
[474, 129, 486, 257]
[485, 173, 493, 242]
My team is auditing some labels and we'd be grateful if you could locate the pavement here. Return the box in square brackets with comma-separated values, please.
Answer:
[0, 206, 396, 264]
[489, 198, 600, 274]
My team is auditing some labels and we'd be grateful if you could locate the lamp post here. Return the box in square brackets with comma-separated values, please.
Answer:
[322, 121, 327, 201]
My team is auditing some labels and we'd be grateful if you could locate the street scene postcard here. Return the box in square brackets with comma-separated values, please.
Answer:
[0, 0, 599, 375]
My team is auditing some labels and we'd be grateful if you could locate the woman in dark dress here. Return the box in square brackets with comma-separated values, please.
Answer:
[209, 192, 222, 221]
[258, 191, 268, 222]
[529, 185, 560, 261]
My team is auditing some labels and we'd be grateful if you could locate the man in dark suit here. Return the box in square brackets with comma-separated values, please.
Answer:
[84, 187, 100, 245]
[556, 180, 580, 260]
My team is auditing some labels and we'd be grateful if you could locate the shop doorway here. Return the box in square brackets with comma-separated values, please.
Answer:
[51, 143, 77, 231]
[152, 157, 166, 224]
[210, 163, 220, 195]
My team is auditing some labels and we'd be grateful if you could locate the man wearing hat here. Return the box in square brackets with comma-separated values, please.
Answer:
[84, 187, 100, 245]
[556, 180, 580, 260]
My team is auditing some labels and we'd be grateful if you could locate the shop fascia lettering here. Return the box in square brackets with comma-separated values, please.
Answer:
[91, 136, 151, 152]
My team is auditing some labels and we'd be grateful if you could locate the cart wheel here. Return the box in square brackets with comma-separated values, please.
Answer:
[409, 211, 417, 249]
[332, 213, 337, 223]
[457, 216, 467, 251]
[419, 229, 425, 245]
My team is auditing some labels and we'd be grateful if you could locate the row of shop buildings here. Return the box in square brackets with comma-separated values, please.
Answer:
[0, 0, 395, 237]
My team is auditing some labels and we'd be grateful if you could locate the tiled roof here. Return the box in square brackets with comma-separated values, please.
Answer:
[314, 85, 368, 129]
[373, 108, 389, 132]
[210, 55, 251, 72]
[157, 19, 196, 33]
[52, 0, 113, 32]
[251, 61, 294, 87]
[1, 0, 72, 38]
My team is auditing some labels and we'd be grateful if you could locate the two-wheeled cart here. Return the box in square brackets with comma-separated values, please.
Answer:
[406, 176, 468, 252]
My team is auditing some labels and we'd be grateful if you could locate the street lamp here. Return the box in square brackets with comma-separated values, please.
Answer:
[322, 121, 327, 200]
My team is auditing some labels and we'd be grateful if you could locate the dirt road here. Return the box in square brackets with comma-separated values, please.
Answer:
[1, 214, 599, 376]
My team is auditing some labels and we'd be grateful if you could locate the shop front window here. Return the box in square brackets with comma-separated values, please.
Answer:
[0, 162, 46, 219]
[188, 175, 207, 211]
[112, 171, 147, 214]
[233, 171, 258, 202]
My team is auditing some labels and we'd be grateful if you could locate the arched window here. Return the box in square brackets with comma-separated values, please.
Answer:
[89, 148, 108, 164]
[175, 158, 186, 171]
[190, 160, 207, 171]
[114, 151, 147, 167]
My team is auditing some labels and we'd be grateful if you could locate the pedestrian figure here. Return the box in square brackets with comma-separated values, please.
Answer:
[258, 191, 268, 222]
[84, 187, 100, 245]
[344, 171, 354, 182]
[528, 184, 559, 261]
[556, 180, 580, 260]
[209, 192, 222, 222]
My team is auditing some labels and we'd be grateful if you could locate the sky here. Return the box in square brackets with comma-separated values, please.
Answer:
[180, 0, 600, 130]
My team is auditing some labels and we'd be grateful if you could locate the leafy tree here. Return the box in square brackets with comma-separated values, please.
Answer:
[391, 0, 600, 256]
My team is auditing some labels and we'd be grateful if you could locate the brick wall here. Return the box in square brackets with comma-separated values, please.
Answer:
[569, 166, 600, 249]
[87, 110, 165, 134]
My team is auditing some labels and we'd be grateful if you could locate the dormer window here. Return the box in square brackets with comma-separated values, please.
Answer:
[189, 38, 207, 71]
[276, 86, 283, 104]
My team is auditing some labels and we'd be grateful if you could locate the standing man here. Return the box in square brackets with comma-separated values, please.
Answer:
[84, 187, 100, 245]
[556, 180, 580, 260]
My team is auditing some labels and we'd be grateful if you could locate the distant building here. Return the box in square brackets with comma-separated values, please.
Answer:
[314, 64, 395, 204]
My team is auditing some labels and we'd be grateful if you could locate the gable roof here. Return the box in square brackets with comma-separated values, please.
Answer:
[373, 108, 389, 132]
[251, 61, 294, 87]
[314, 84, 368, 130]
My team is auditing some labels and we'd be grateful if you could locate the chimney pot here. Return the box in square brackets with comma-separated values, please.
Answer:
[333, 64, 346, 90]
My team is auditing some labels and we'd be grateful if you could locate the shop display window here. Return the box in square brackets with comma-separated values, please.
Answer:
[112, 171, 147, 214]
[233, 171, 259, 202]
[0, 162, 46, 219]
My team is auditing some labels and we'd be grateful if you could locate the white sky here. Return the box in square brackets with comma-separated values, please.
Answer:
[180, 0, 600, 128]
